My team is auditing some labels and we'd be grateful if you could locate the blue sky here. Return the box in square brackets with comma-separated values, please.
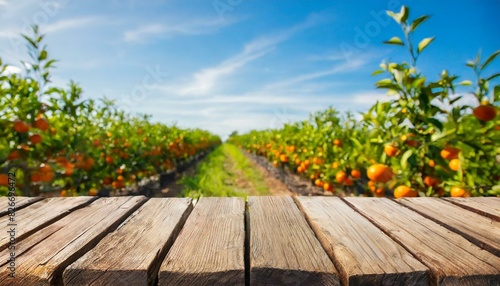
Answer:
[1, 0, 499, 138]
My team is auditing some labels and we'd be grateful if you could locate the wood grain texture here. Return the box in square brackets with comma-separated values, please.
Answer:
[444, 197, 500, 221]
[295, 197, 428, 286]
[344, 197, 500, 286]
[0, 196, 44, 216]
[248, 196, 340, 286]
[0, 197, 96, 251]
[158, 197, 245, 286]
[63, 198, 193, 286]
[0, 196, 147, 286]
[398, 197, 500, 256]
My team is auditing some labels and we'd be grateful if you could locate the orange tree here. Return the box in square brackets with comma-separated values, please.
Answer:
[229, 6, 499, 197]
[0, 26, 220, 197]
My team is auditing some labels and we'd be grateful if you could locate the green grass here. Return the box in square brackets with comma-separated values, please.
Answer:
[181, 143, 269, 198]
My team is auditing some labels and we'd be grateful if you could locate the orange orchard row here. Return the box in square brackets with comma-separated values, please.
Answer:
[0, 27, 221, 197]
[230, 104, 498, 198]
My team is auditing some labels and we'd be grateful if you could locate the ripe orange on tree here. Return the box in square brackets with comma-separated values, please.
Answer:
[428, 160, 435, 168]
[29, 134, 43, 145]
[440, 146, 460, 160]
[343, 177, 354, 186]
[333, 139, 342, 147]
[13, 120, 30, 133]
[351, 169, 361, 179]
[8, 150, 20, 160]
[424, 176, 439, 187]
[449, 159, 461, 171]
[34, 117, 49, 131]
[394, 185, 418, 198]
[273, 160, 279, 167]
[60, 190, 68, 197]
[323, 182, 333, 191]
[473, 104, 496, 121]
[0, 174, 9, 186]
[367, 164, 394, 183]
[450, 186, 468, 197]
[88, 188, 98, 196]
[279, 154, 289, 163]
[384, 144, 398, 157]
[314, 179, 324, 187]
[336, 171, 347, 183]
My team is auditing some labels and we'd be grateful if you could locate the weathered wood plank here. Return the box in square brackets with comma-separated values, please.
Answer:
[63, 198, 193, 286]
[0, 196, 147, 285]
[0, 196, 44, 216]
[0, 197, 96, 251]
[158, 197, 245, 286]
[249, 196, 340, 286]
[344, 197, 500, 286]
[444, 197, 500, 221]
[398, 197, 500, 256]
[295, 196, 428, 285]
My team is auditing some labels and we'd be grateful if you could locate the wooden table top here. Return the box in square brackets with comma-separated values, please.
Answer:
[0, 196, 498, 285]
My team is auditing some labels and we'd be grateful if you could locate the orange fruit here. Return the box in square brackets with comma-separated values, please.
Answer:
[373, 187, 385, 197]
[279, 154, 289, 163]
[34, 117, 49, 131]
[333, 139, 342, 147]
[103, 177, 112, 185]
[394, 185, 418, 198]
[351, 169, 361, 179]
[336, 171, 347, 183]
[29, 134, 43, 145]
[60, 190, 68, 197]
[13, 120, 30, 133]
[367, 180, 376, 192]
[343, 177, 354, 186]
[295, 158, 301, 165]
[424, 176, 439, 187]
[323, 183, 333, 191]
[473, 104, 496, 121]
[331, 162, 339, 169]
[105, 156, 114, 165]
[0, 174, 9, 186]
[367, 164, 394, 183]
[8, 150, 20, 160]
[93, 139, 101, 147]
[449, 159, 460, 171]
[297, 166, 304, 173]
[384, 144, 398, 157]
[314, 179, 324, 187]
[88, 188, 98, 196]
[273, 160, 279, 167]
[440, 146, 460, 160]
[428, 160, 435, 168]
[450, 186, 468, 197]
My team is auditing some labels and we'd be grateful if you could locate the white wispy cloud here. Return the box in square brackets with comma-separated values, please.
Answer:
[123, 18, 234, 43]
[43, 17, 101, 34]
[170, 13, 327, 96]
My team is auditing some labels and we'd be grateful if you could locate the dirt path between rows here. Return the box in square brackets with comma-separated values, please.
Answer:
[155, 145, 294, 197]
[246, 154, 294, 196]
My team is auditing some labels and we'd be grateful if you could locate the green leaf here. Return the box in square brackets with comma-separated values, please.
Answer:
[427, 118, 443, 132]
[386, 11, 401, 24]
[466, 60, 476, 68]
[38, 50, 47, 61]
[494, 85, 500, 101]
[375, 78, 393, 87]
[400, 149, 413, 170]
[417, 37, 435, 54]
[371, 69, 385, 76]
[384, 36, 405, 46]
[481, 50, 500, 70]
[411, 15, 430, 31]
[458, 80, 472, 86]
[486, 72, 500, 81]
[400, 6, 409, 23]
[349, 137, 363, 149]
